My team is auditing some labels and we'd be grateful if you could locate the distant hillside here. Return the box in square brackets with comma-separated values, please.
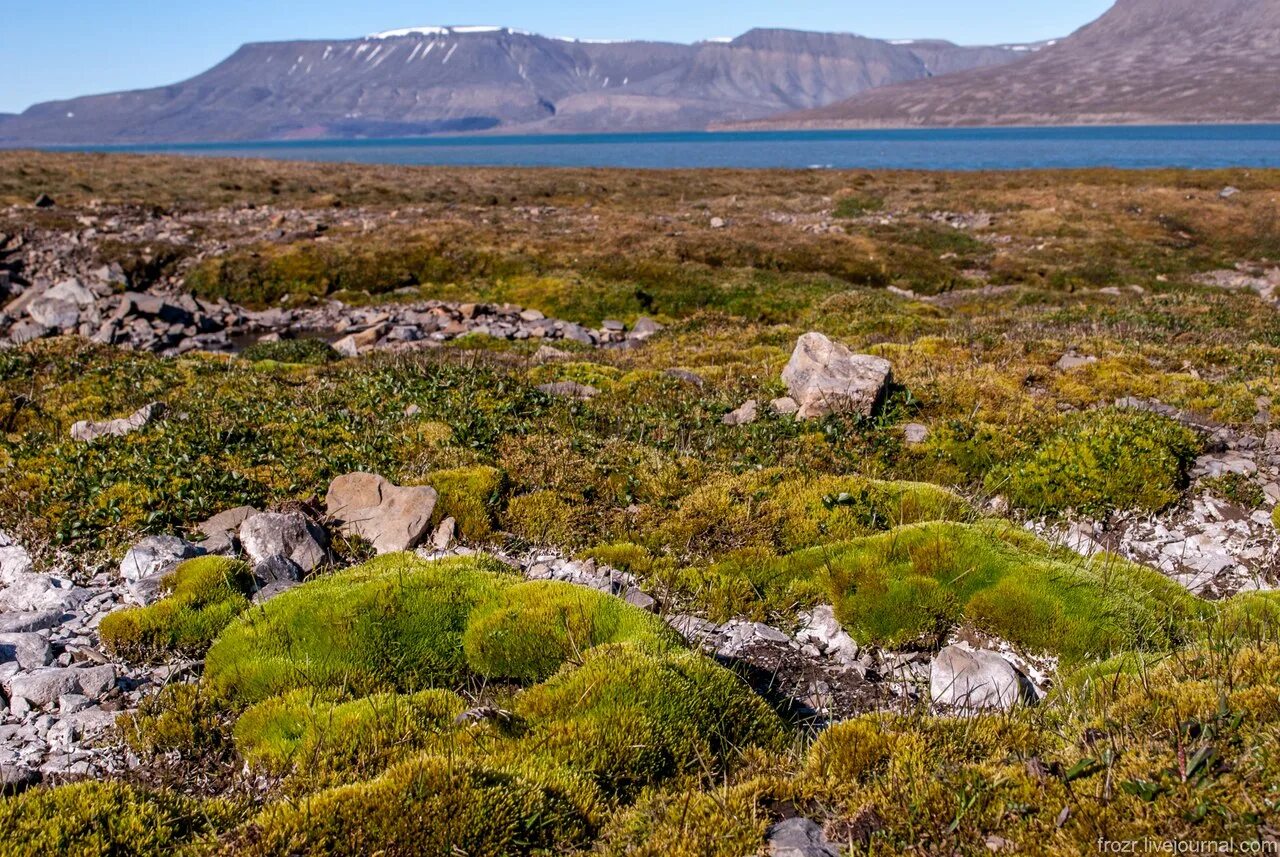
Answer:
[0, 27, 1023, 144]
[742, 0, 1280, 127]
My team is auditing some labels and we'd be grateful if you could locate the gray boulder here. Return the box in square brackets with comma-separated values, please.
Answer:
[537, 381, 600, 400]
[0, 611, 62, 634]
[70, 401, 166, 443]
[239, 511, 328, 573]
[722, 399, 759, 427]
[0, 634, 53, 670]
[782, 332, 892, 420]
[27, 297, 80, 331]
[326, 472, 439, 554]
[119, 535, 204, 582]
[767, 817, 840, 857]
[197, 505, 257, 555]
[0, 574, 86, 614]
[931, 645, 1031, 711]
[6, 665, 116, 709]
[0, 531, 34, 581]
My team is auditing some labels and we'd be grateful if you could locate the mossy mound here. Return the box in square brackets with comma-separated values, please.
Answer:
[992, 407, 1200, 516]
[700, 521, 1201, 661]
[0, 781, 236, 857]
[233, 688, 466, 783]
[513, 643, 786, 796]
[99, 556, 254, 662]
[229, 752, 599, 857]
[204, 554, 513, 705]
[463, 580, 682, 683]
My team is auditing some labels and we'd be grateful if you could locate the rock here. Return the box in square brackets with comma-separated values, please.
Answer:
[32, 194, 55, 209]
[602, 319, 626, 332]
[70, 401, 166, 443]
[0, 634, 54, 670]
[252, 554, 302, 589]
[766, 817, 840, 857]
[251, 580, 299, 603]
[6, 665, 116, 709]
[1220, 186, 1240, 199]
[432, 517, 456, 551]
[332, 334, 361, 357]
[663, 368, 704, 387]
[0, 611, 62, 634]
[931, 645, 1030, 711]
[903, 423, 930, 445]
[709, 217, 727, 229]
[533, 345, 571, 362]
[722, 399, 758, 426]
[1, 763, 41, 795]
[0, 531, 34, 582]
[0, 575, 86, 613]
[771, 396, 799, 416]
[623, 588, 658, 612]
[119, 535, 204, 582]
[44, 279, 96, 307]
[239, 511, 328, 573]
[6, 320, 50, 345]
[197, 505, 257, 555]
[326, 472, 439, 554]
[629, 317, 663, 340]
[27, 297, 80, 331]
[795, 605, 861, 665]
[537, 381, 600, 400]
[782, 332, 892, 420]
[1055, 351, 1098, 371]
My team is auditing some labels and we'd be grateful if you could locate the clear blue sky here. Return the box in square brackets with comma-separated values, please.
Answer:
[1, 0, 1115, 114]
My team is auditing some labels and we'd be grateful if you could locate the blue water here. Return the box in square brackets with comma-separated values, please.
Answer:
[65, 126, 1280, 170]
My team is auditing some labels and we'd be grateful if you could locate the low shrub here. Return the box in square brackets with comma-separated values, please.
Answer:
[238, 338, 340, 365]
[992, 407, 1200, 516]
[99, 557, 254, 662]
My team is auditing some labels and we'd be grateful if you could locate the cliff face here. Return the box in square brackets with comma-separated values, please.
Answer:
[747, 0, 1280, 128]
[0, 27, 1022, 144]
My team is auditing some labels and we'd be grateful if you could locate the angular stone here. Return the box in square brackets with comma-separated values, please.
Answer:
[782, 332, 892, 420]
[70, 401, 166, 443]
[722, 399, 758, 426]
[0, 531, 34, 582]
[326, 472, 439, 554]
[239, 511, 328, 573]
[6, 665, 115, 709]
[0, 575, 86, 613]
[432, 517, 456, 551]
[119, 535, 204, 582]
[0, 634, 54, 670]
[903, 423, 930, 445]
[770, 396, 799, 416]
[629, 317, 664, 340]
[768, 818, 840, 857]
[7, 320, 49, 345]
[197, 505, 257, 555]
[0, 611, 62, 634]
[252, 554, 302, 589]
[27, 297, 79, 331]
[931, 645, 1030, 711]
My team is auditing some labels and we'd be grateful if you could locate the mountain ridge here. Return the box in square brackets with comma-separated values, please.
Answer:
[0, 27, 1026, 144]
[740, 0, 1280, 128]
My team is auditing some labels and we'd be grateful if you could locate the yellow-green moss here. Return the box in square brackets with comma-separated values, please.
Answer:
[503, 490, 585, 546]
[462, 580, 682, 683]
[99, 557, 254, 662]
[0, 781, 237, 857]
[426, 465, 507, 541]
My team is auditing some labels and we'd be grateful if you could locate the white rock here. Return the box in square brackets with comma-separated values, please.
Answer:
[782, 332, 892, 420]
[239, 511, 328, 572]
[931, 645, 1029, 711]
[0, 531, 34, 582]
[119, 535, 204, 582]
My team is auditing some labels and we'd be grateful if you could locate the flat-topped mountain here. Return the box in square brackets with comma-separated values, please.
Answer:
[745, 0, 1280, 127]
[0, 27, 1023, 143]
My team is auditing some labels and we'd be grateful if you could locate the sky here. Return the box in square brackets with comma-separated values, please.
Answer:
[0, 0, 1115, 114]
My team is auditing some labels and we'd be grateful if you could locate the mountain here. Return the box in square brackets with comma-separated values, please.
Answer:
[0, 27, 1023, 144]
[743, 0, 1280, 128]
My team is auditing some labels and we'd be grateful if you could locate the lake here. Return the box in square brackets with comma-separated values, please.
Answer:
[66, 125, 1280, 170]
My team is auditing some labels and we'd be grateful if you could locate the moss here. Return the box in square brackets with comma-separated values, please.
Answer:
[117, 682, 232, 761]
[233, 688, 466, 783]
[204, 554, 514, 705]
[513, 644, 786, 797]
[804, 717, 897, 788]
[425, 465, 507, 541]
[833, 194, 884, 218]
[0, 781, 236, 857]
[99, 557, 254, 662]
[503, 490, 586, 547]
[992, 408, 1200, 516]
[717, 521, 1203, 660]
[596, 777, 779, 857]
[238, 338, 339, 366]
[229, 753, 598, 856]
[462, 580, 682, 683]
